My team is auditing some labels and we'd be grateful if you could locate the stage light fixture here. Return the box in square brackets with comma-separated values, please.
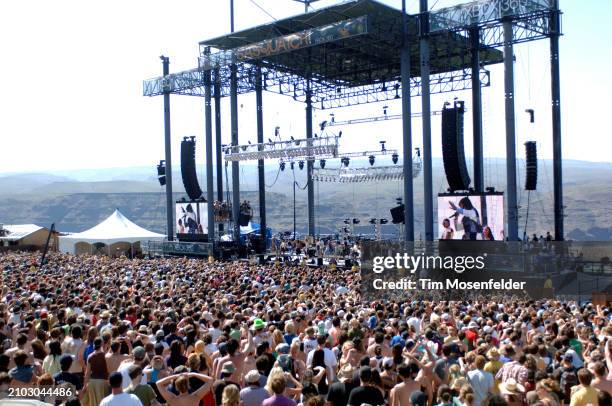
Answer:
[312, 160, 422, 183]
[342, 157, 350, 167]
[320, 159, 326, 169]
[352, 218, 360, 224]
[280, 162, 286, 171]
[369, 218, 376, 224]
[380, 219, 389, 224]
[368, 155, 375, 166]
[298, 161, 304, 170]
[392, 153, 399, 164]
[290, 162, 295, 170]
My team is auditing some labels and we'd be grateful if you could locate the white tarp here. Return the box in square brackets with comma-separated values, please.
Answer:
[59, 209, 165, 253]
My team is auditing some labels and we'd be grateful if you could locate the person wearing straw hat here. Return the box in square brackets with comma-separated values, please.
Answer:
[484, 348, 502, 394]
[499, 378, 525, 406]
[326, 364, 356, 406]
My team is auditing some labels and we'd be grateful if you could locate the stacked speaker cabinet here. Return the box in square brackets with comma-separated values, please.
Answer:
[390, 205, 405, 224]
[441, 101, 471, 192]
[524, 141, 537, 191]
[180, 137, 204, 201]
[156, 160, 166, 186]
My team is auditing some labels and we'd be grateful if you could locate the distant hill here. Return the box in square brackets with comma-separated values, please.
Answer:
[29, 181, 166, 194]
[1, 159, 612, 239]
[0, 173, 74, 194]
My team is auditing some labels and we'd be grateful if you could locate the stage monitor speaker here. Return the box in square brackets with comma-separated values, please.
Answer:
[238, 213, 250, 227]
[442, 101, 471, 191]
[390, 205, 405, 224]
[181, 138, 204, 200]
[524, 141, 538, 191]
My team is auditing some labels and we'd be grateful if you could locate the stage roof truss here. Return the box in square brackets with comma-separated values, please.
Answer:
[143, 0, 559, 109]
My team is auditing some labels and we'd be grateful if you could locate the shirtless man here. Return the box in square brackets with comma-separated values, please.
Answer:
[589, 361, 612, 394]
[390, 363, 421, 406]
[214, 326, 254, 383]
[105, 340, 130, 374]
[156, 372, 214, 406]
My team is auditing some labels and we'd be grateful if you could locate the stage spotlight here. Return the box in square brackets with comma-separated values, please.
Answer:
[275, 127, 280, 137]
[290, 162, 295, 170]
[298, 161, 304, 170]
[280, 162, 286, 171]
[352, 218, 360, 224]
[343, 219, 350, 224]
[368, 155, 375, 166]
[342, 157, 350, 167]
[380, 219, 389, 224]
[392, 153, 399, 164]
[320, 159, 326, 169]
[320, 121, 327, 131]
[338, 131, 342, 138]
[369, 218, 377, 225]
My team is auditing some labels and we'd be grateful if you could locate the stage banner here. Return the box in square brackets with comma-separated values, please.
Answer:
[360, 241, 612, 302]
[200, 15, 369, 70]
[430, 0, 553, 32]
[143, 240, 213, 256]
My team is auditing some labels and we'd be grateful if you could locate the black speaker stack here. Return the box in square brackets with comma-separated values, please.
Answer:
[390, 205, 405, 224]
[180, 137, 204, 201]
[524, 141, 538, 191]
[156, 160, 166, 186]
[441, 100, 471, 192]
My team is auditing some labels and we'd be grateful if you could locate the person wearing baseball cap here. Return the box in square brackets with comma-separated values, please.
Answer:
[118, 346, 147, 389]
[240, 369, 270, 406]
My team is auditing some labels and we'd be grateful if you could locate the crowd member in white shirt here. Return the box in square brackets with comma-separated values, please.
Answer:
[100, 372, 143, 406]
[306, 334, 338, 382]
[118, 346, 148, 389]
[302, 327, 318, 356]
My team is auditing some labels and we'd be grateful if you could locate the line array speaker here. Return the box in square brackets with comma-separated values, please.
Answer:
[524, 141, 537, 191]
[180, 137, 203, 200]
[441, 100, 471, 192]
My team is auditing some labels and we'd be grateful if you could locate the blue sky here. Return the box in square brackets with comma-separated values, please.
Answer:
[0, 0, 610, 174]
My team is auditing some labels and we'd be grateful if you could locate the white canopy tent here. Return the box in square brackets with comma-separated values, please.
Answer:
[59, 209, 165, 256]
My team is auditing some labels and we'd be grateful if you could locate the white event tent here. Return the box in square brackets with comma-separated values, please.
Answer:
[59, 209, 165, 256]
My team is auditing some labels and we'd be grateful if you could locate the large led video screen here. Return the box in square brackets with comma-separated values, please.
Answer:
[176, 202, 207, 235]
[437, 193, 504, 241]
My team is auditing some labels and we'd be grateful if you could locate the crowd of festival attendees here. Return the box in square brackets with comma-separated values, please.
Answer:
[1, 251, 611, 406]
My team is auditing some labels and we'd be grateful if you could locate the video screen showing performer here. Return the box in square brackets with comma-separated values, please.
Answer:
[437, 193, 505, 240]
[176, 202, 206, 235]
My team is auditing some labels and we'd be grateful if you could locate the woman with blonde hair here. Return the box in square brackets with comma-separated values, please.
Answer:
[266, 367, 302, 399]
[222, 384, 240, 406]
[272, 329, 285, 350]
